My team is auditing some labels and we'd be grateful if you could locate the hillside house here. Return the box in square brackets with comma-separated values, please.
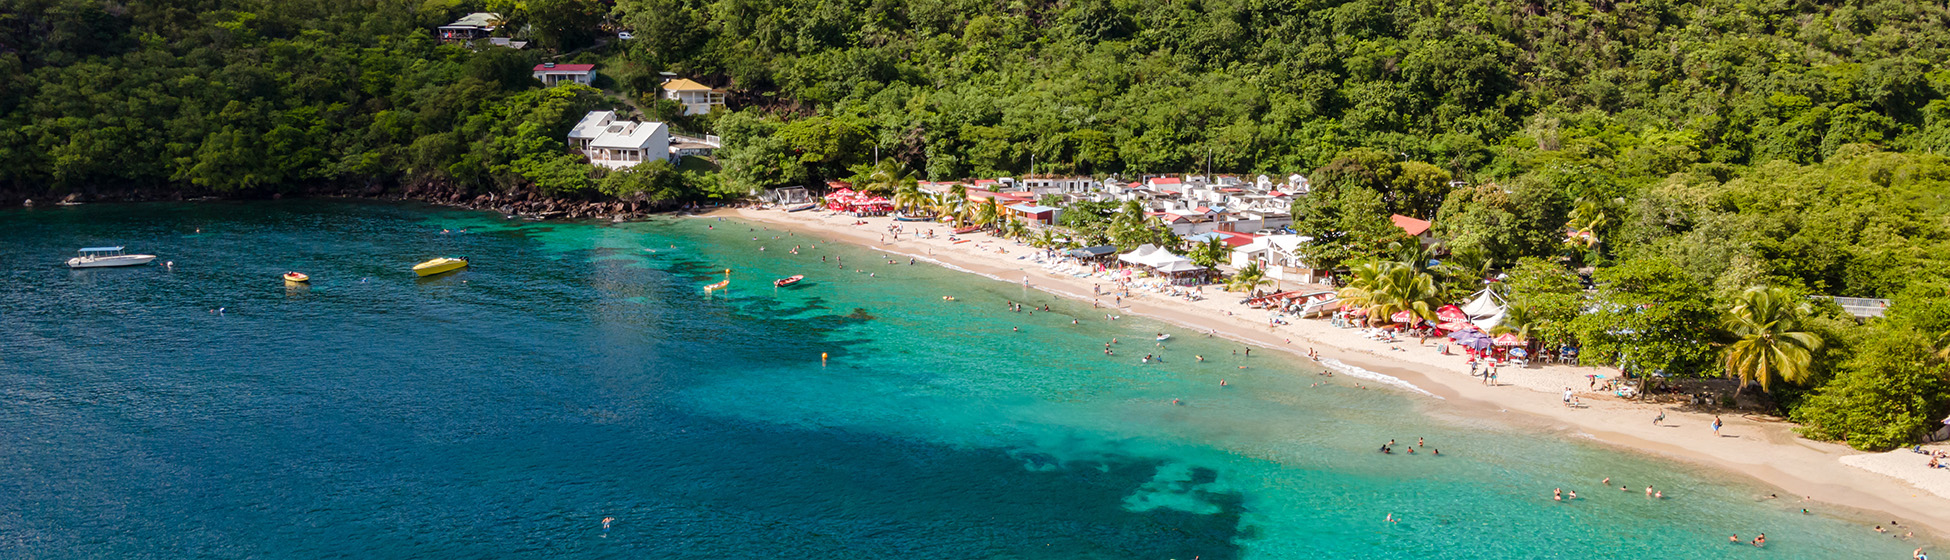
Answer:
[1390, 214, 1437, 245]
[438, 13, 500, 42]
[533, 63, 596, 87]
[662, 78, 726, 115]
[569, 111, 669, 169]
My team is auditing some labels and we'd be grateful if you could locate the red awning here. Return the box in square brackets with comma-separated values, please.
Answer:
[1493, 333, 1526, 346]
[1437, 305, 1469, 323]
[1437, 321, 1476, 332]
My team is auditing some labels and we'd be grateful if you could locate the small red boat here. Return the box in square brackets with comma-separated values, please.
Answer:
[773, 275, 804, 288]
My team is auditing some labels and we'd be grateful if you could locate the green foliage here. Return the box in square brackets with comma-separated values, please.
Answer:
[1721, 286, 1824, 394]
[1570, 257, 1719, 377]
[1501, 257, 1583, 347]
[1792, 328, 1950, 451]
[1337, 260, 1442, 324]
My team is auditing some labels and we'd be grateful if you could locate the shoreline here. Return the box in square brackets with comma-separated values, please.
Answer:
[710, 205, 1950, 540]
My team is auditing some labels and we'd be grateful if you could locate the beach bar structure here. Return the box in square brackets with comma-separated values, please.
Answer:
[1067, 245, 1119, 262]
[1118, 244, 1209, 285]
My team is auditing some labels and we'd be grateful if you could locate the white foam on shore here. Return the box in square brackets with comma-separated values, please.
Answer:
[1318, 358, 1442, 399]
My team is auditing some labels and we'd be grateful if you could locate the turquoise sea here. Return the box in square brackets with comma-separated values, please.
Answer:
[0, 200, 1929, 558]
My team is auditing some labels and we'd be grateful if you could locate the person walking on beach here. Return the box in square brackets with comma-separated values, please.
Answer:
[1713, 416, 1724, 436]
[1654, 410, 1667, 426]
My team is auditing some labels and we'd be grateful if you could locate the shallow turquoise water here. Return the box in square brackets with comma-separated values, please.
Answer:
[0, 200, 1927, 558]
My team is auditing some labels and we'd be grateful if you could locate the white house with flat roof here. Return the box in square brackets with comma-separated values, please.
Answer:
[533, 63, 596, 87]
[569, 111, 669, 169]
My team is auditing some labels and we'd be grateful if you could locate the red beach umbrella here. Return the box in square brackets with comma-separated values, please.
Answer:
[1493, 333, 1526, 347]
[1437, 321, 1476, 332]
[1390, 310, 1416, 324]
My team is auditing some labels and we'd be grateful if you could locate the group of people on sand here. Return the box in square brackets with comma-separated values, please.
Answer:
[1377, 438, 1438, 456]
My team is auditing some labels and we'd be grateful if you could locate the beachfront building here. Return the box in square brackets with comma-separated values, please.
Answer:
[533, 63, 596, 87]
[1006, 204, 1061, 225]
[438, 13, 500, 42]
[568, 111, 670, 169]
[1232, 234, 1320, 284]
[662, 78, 727, 115]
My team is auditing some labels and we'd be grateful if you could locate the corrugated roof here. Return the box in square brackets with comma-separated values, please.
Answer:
[446, 13, 500, 28]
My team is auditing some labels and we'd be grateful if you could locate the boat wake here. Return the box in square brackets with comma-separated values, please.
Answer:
[1317, 358, 1442, 399]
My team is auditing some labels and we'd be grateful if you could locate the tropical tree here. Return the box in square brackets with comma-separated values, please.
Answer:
[1001, 215, 1029, 239]
[860, 160, 917, 195]
[1491, 303, 1538, 340]
[1336, 260, 1443, 324]
[1228, 262, 1275, 293]
[892, 181, 928, 213]
[934, 186, 969, 226]
[1722, 286, 1825, 396]
[1188, 237, 1231, 267]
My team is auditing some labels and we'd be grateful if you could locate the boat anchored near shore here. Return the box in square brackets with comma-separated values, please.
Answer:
[704, 269, 731, 292]
[66, 246, 156, 269]
[283, 272, 310, 283]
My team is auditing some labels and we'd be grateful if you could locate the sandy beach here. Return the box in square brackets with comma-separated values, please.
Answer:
[712, 206, 1950, 539]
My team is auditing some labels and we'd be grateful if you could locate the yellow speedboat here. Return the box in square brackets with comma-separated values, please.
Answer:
[414, 257, 469, 277]
[283, 271, 310, 283]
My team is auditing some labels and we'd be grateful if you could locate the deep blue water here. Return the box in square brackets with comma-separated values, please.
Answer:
[0, 200, 1928, 558]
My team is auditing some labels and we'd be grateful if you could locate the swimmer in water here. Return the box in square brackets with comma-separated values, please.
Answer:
[1196, 355, 1204, 362]
[1219, 380, 1227, 386]
[602, 517, 613, 531]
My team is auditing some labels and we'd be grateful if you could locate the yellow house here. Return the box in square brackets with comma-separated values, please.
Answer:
[662, 78, 726, 115]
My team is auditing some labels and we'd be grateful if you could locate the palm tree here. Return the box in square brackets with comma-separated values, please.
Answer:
[1030, 229, 1062, 249]
[893, 182, 928, 214]
[1722, 286, 1823, 396]
[972, 198, 1002, 229]
[861, 160, 916, 196]
[1336, 260, 1442, 324]
[1491, 303, 1537, 340]
[1228, 262, 1275, 293]
[1002, 216, 1029, 240]
[1189, 237, 1230, 267]
[932, 187, 967, 226]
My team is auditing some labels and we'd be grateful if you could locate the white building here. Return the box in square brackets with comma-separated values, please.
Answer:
[662, 78, 726, 115]
[438, 13, 500, 42]
[1232, 234, 1319, 283]
[533, 63, 596, 87]
[569, 111, 670, 169]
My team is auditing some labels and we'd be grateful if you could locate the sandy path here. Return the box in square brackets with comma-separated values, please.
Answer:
[711, 206, 1950, 538]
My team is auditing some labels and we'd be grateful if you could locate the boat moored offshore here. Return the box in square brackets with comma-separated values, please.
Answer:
[413, 257, 468, 277]
[66, 247, 157, 269]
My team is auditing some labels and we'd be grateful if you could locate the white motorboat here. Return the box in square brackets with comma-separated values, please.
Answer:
[66, 246, 157, 269]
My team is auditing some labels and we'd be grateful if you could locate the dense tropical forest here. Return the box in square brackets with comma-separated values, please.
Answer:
[9, 0, 1950, 449]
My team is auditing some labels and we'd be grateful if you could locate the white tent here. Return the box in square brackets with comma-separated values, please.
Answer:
[1460, 288, 1507, 319]
[1120, 244, 1202, 273]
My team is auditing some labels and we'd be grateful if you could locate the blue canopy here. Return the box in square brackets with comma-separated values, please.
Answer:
[78, 246, 123, 252]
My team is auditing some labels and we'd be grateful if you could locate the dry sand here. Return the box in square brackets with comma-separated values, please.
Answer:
[710, 206, 1950, 537]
